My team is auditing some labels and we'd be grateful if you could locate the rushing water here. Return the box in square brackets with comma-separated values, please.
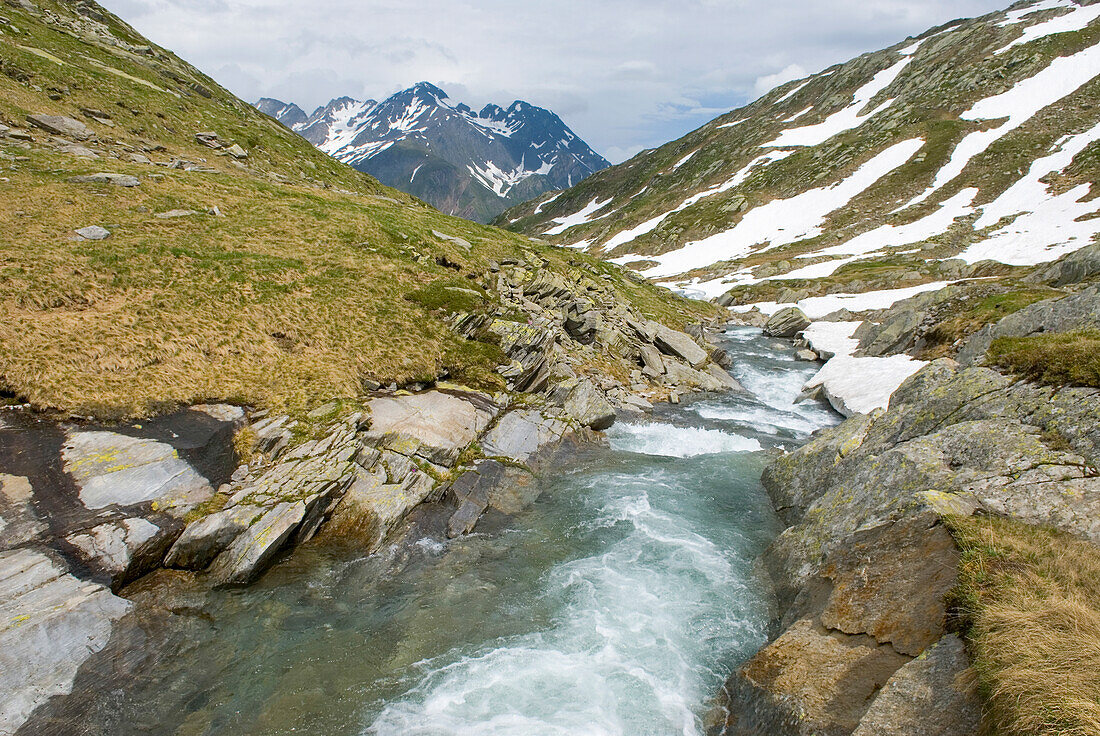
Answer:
[61, 327, 839, 736]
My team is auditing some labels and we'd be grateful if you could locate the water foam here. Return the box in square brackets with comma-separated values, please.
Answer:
[606, 423, 762, 457]
[366, 469, 769, 736]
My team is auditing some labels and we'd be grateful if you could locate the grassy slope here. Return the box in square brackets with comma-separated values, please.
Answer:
[0, 0, 714, 419]
[497, 6, 1100, 299]
[947, 514, 1100, 736]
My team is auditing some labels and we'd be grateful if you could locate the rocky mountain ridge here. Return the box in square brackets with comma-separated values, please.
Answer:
[257, 84, 609, 222]
[502, 0, 1100, 304]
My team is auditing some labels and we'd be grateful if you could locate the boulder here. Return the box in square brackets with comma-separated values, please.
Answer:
[26, 113, 92, 140]
[65, 516, 175, 589]
[763, 307, 811, 338]
[795, 349, 819, 361]
[208, 501, 307, 586]
[653, 324, 709, 367]
[364, 390, 499, 466]
[431, 230, 472, 250]
[195, 131, 222, 149]
[163, 503, 259, 570]
[560, 379, 616, 431]
[67, 172, 140, 187]
[0, 549, 130, 736]
[852, 635, 981, 736]
[224, 143, 247, 159]
[74, 225, 110, 240]
[155, 209, 198, 219]
[479, 409, 569, 464]
[663, 359, 729, 392]
[639, 344, 666, 374]
[62, 431, 214, 515]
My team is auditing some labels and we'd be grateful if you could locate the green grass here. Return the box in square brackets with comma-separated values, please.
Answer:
[0, 0, 718, 420]
[945, 514, 1100, 736]
[987, 329, 1100, 388]
[923, 288, 1063, 350]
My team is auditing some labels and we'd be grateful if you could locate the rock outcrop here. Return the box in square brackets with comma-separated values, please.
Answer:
[712, 355, 1100, 736]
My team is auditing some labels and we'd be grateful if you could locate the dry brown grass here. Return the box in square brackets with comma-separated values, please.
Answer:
[946, 514, 1100, 736]
[0, 0, 717, 420]
[0, 146, 713, 419]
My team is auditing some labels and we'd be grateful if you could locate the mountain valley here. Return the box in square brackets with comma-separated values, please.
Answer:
[257, 84, 609, 222]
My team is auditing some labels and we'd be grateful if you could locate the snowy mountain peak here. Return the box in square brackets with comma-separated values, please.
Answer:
[255, 84, 608, 222]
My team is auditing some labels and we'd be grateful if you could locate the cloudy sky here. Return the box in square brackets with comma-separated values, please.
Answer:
[110, 0, 1008, 162]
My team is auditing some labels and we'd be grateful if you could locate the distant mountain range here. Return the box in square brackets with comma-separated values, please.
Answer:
[256, 83, 609, 222]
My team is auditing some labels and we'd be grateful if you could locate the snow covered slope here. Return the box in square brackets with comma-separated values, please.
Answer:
[257, 83, 608, 222]
[501, 0, 1100, 301]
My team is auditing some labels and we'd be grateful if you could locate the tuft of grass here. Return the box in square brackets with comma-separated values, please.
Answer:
[986, 329, 1100, 388]
[945, 514, 1100, 736]
[232, 425, 257, 467]
[924, 288, 1061, 349]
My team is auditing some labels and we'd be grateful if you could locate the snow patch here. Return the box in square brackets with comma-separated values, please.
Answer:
[543, 198, 614, 236]
[731, 281, 954, 319]
[761, 55, 914, 148]
[960, 119, 1100, 264]
[907, 38, 1100, 206]
[620, 138, 925, 278]
[996, 1, 1100, 53]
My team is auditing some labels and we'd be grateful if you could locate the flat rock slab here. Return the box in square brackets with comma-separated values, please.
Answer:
[480, 409, 569, 464]
[0, 474, 46, 551]
[74, 225, 110, 240]
[653, 324, 709, 367]
[66, 173, 140, 187]
[0, 549, 130, 735]
[63, 430, 214, 514]
[365, 391, 499, 466]
[26, 114, 92, 140]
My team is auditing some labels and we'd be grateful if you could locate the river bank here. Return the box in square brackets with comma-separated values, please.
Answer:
[5, 327, 841, 736]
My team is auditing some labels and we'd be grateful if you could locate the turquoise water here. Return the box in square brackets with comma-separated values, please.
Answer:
[64, 327, 839, 736]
